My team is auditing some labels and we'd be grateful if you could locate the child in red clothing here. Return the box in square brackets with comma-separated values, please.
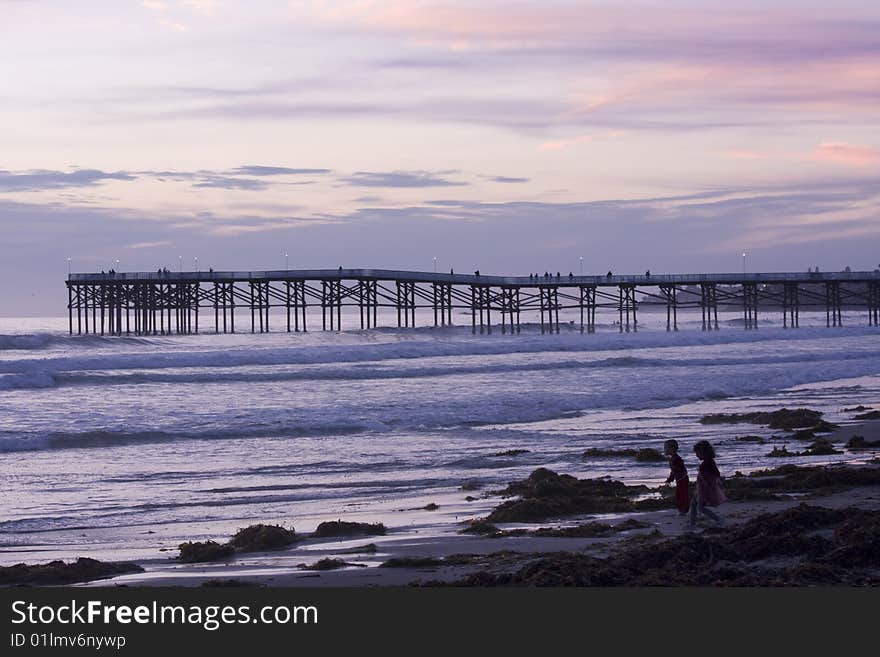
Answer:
[687, 439, 726, 529]
[663, 439, 689, 514]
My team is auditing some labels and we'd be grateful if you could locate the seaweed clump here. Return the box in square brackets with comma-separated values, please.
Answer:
[699, 408, 827, 430]
[379, 557, 443, 568]
[583, 447, 666, 462]
[312, 520, 387, 538]
[766, 439, 842, 458]
[724, 463, 880, 501]
[485, 468, 653, 523]
[500, 519, 651, 539]
[230, 524, 299, 551]
[0, 558, 144, 586]
[178, 541, 235, 563]
[298, 558, 365, 571]
[177, 523, 298, 563]
[847, 436, 880, 449]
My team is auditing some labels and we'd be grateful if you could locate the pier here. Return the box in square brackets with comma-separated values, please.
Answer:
[66, 269, 880, 336]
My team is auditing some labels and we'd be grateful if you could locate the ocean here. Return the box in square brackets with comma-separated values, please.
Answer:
[1, 308, 879, 566]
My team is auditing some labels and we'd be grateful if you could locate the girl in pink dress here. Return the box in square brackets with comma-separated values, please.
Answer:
[687, 440, 726, 529]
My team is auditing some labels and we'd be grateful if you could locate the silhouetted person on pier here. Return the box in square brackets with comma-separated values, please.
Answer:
[209, 267, 213, 273]
[544, 271, 549, 279]
[450, 268, 454, 275]
[338, 266, 343, 275]
[607, 270, 613, 278]
[474, 270, 480, 276]
[556, 272, 560, 280]
[568, 272, 573, 280]
[645, 270, 651, 277]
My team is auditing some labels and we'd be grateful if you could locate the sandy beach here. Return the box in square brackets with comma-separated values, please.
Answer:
[50, 417, 876, 588]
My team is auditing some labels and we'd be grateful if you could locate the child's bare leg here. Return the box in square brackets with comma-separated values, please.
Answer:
[687, 498, 697, 527]
[699, 503, 720, 522]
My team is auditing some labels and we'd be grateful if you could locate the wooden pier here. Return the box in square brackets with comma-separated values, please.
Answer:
[65, 269, 880, 336]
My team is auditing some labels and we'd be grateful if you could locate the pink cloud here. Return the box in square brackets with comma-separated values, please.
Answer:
[538, 134, 593, 151]
[721, 151, 770, 160]
[810, 142, 880, 167]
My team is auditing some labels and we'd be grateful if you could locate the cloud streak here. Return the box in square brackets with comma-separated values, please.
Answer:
[341, 171, 468, 188]
[0, 169, 136, 192]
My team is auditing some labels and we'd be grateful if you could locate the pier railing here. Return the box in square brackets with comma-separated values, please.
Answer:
[69, 268, 880, 285]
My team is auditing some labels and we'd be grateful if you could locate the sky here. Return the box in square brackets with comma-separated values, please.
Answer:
[1, 0, 879, 315]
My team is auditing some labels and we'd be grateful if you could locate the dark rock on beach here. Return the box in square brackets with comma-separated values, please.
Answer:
[854, 410, 880, 420]
[494, 449, 530, 457]
[0, 557, 144, 586]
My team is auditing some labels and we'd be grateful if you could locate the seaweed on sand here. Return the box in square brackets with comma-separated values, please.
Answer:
[444, 504, 880, 587]
[379, 557, 443, 568]
[485, 468, 653, 523]
[0, 557, 144, 586]
[312, 520, 387, 538]
[298, 558, 366, 571]
[178, 523, 298, 563]
[230, 524, 299, 551]
[847, 436, 880, 449]
[582, 447, 666, 462]
[735, 435, 766, 443]
[766, 439, 842, 458]
[724, 463, 880, 500]
[177, 541, 235, 563]
[699, 408, 827, 430]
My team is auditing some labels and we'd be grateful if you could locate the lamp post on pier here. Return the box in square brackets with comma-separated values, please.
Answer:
[285, 253, 289, 271]
[179, 255, 182, 273]
[433, 257, 437, 273]
[742, 251, 747, 275]
[67, 257, 71, 278]
[579, 256, 583, 276]
[195, 256, 199, 272]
